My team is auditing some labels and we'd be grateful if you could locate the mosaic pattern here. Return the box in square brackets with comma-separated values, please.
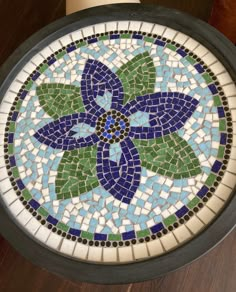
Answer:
[34, 58, 200, 203]
[0, 21, 236, 264]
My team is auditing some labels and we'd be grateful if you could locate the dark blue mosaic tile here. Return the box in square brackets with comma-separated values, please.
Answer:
[68, 228, 81, 236]
[154, 39, 165, 46]
[194, 63, 205, 73]
[20, 90, 28, 99]
[220, 133, 227, 145]
[208, 84, 218, 94]
[132, 34, 143, 40]
[47, 215, 58, 226]
[88, 38, 98, 44]
[217, 107, 225, 118]
[29, 199, 40, 210]
[176, 206, 189, 218]
[16, 179, 25, 191]
[32, 72, 40, 81]
[150, 223, 164, 234]
[11, 111, 19, 121]
[47, 57, 56, 66]
[176, 49, 187, 57]
[197, 186, 209, 198]
[110, 34, 120, 39]
[211, 160, 222, 173]
[122, 230, 135, 240]
[94, 233, 107, 241]
[8, 133, 14, 143]
[66, 45, 77, 53]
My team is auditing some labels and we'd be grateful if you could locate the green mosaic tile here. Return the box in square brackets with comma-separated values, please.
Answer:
[108, 234, 122, 241]
[38, 207, 49, 217]
[15, 100, 23, 111]
[117, 51, 156, 104]
[57, 222, 69, 232]
[217, 145, 225, 159]
[39, 63, 49, 73]
[8, 144, 14, 155]
[56, 51, 66, 59]
[9, 122, 15, 132]
[219, 119, 226, 131]
[22, 189, 32, 201]
[76, 41, 86, 48]
[121, 33, 131, 39]
[205, 173, 217, 187]
[25, 80, 33, 90]
[166, 44, 177, 51]
[202, 73, 213, 84]
[12, 167, 20, 179]
[99, 35, 109, 41]
[137, 229, 150, 238]
[186, 56, 196, 64]
[81, 231, 93, 240]
[164, 215, 177, 226]
[144, 36, 154, 43]
[187, 197, 200, 209]
[213, 95, 222, 106]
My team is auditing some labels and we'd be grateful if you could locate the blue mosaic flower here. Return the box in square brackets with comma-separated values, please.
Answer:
[34, 57, 200, 204]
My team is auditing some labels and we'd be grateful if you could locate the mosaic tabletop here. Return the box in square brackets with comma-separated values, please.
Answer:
[0, 19, 236, 265]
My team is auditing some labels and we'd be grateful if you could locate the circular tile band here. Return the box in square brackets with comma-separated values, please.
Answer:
[0, 4, 236, 284]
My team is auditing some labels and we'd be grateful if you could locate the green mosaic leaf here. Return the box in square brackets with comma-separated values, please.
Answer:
[37, 83, 85, 120]
[116, 52, 156, 105]
[55, 145, 99, 200]
[133, 133, 202, 179]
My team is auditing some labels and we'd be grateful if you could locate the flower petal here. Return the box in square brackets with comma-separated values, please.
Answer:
[96, 138, 141, 204]
[81, 59, 124, 116]
[34, 113, 99, 150]
[122, 92, 199, 139]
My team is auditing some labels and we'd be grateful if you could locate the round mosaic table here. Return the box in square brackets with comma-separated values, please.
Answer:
[0, 4, 236, 284]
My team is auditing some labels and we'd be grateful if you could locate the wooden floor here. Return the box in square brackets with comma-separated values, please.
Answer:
[0, 1, 236, 291]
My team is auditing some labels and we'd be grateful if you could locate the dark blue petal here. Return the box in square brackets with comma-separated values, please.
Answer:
[34, 113, 99, 150]
[96, 138, 141, 204]
[81, 59, 124, 116]
[123, 92, 199, 139]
